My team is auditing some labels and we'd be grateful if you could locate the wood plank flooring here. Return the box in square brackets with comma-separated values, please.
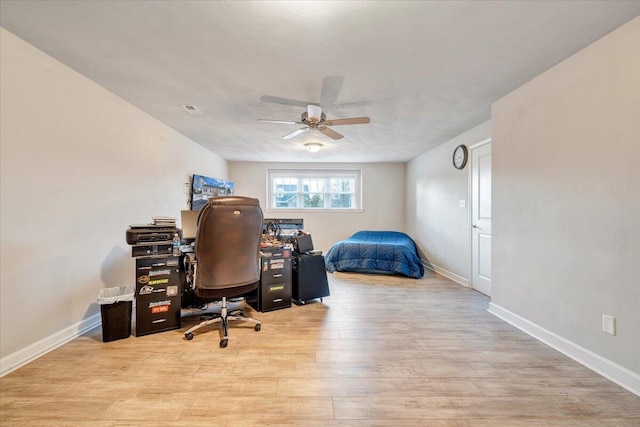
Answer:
[1, 270, 639, 426]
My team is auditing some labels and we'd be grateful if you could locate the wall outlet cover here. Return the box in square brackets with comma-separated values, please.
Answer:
[602, 314, 616, 336]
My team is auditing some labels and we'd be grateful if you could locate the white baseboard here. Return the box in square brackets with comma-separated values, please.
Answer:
[0, 313, 101, 377]
[488, 302, 640, 397]
[424, 262, 469, 287]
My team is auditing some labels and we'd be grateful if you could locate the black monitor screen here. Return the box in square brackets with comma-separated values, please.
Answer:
[295, 234, 314, 254]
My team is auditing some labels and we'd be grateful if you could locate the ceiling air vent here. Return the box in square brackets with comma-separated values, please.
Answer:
[182, 105, 202, 115]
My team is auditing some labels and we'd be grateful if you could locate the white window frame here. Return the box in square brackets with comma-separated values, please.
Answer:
[267, 168, 362, 212]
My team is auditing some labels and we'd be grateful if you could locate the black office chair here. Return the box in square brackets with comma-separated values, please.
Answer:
[183, 196, 263, 348]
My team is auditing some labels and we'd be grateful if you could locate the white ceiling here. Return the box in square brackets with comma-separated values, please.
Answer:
[1, 1, 639, 163]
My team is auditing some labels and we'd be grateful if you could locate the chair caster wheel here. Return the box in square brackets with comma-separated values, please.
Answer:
[219, 339, 228, 348]
[254, 324, 261, 332]
[185, 332, 194, 340]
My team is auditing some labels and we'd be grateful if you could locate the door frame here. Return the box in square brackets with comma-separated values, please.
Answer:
[468, 137, 492, 294]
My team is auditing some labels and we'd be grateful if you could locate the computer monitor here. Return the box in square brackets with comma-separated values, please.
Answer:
[181, 210, 199, 241]
[295, 234, 314, 254]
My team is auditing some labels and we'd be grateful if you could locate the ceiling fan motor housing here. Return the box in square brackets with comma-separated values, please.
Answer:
[301, 110, 326, 128]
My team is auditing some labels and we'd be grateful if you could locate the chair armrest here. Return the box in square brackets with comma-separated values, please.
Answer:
[183, 253, 197, 289]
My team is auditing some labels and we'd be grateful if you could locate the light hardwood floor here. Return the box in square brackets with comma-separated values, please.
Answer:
[1, 270, 639, 426]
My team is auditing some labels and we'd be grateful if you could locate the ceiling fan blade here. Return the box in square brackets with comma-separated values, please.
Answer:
[323, 117, 370, 126]
[260, 95, 310, 108]
[320, 75, 344, 107]
[257, 119, 301, 125]
[335, 100, 372, 109]
[318, 126, 343, 140]
[282, 127, 309, 139]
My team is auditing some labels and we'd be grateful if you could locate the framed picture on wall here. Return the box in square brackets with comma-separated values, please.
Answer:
[190, 174, 235, 211]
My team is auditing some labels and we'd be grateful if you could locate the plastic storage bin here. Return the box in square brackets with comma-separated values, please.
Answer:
[98, 286, 135, 342]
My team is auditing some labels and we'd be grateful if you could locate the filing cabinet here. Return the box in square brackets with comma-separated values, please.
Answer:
[247, 249, 292, 312]
[135, 256, 182, 336]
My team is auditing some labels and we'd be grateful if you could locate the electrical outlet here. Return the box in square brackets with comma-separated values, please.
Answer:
[602, 314, 616, 336]
[442, 250, 446, 260]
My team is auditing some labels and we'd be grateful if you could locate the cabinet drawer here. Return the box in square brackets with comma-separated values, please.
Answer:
[136, 256, 180, 270]
[135, 295, 181, 336]
[136, 257, 181, 302]
[259, 282, 291, 312]
[261, 269, 291, 285]
[261, 258, 291, 283]
[136, 279, 181, 303]
[132, 244, 173, 257]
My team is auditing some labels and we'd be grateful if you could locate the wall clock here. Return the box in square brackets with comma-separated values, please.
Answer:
[453, 144, 468, 170]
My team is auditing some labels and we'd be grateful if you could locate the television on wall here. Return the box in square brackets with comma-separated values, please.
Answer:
[190, 174, 234, 211]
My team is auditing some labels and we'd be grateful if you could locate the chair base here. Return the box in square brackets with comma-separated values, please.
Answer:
[183, 297, 261, 347]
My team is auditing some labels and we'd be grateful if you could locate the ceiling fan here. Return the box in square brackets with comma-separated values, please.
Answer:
[258, 75, 371, 140]
[257, 104, 370, 140]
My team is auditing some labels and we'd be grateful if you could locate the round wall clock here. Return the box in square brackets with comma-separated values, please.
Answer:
[453, 144, 468, 170]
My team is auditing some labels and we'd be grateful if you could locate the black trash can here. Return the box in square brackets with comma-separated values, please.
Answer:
[98, 286, 134, 342]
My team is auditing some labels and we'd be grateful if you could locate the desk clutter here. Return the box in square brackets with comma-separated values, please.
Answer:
[108, 215, 330, 342]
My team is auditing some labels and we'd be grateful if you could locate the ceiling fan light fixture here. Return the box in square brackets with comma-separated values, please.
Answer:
[305, 142, 323, 153]
[307, 104, 322, 122]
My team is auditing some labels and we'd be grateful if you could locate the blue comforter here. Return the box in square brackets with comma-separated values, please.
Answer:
[325, 231, 424, 279]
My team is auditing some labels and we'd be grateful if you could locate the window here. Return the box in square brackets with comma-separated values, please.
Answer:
[268, 169, 361, 211]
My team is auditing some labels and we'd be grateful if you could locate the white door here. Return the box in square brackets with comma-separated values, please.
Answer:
[471, 142, 492, 296]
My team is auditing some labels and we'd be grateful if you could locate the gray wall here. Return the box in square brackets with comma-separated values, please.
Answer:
[229, 162, 406, 253]
[492, 18, 640, 374]
[0, 29, 227, 368]
[406, 121, 491, 284]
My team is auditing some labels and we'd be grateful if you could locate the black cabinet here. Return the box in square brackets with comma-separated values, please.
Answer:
[292, 254, 330, 304]
[134, 256, 182, 336]
[247, 249, 292, 312]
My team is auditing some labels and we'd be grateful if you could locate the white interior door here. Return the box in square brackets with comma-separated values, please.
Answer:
[471, 142, 492, 296]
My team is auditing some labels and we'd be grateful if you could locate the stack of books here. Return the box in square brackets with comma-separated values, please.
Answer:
[152, 216, 176, 227]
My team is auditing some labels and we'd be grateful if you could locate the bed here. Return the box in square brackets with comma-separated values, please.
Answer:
[324, 231, 424, 279]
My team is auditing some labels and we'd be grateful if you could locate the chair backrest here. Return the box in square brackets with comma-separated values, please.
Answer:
[194, 196, 264, 298]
